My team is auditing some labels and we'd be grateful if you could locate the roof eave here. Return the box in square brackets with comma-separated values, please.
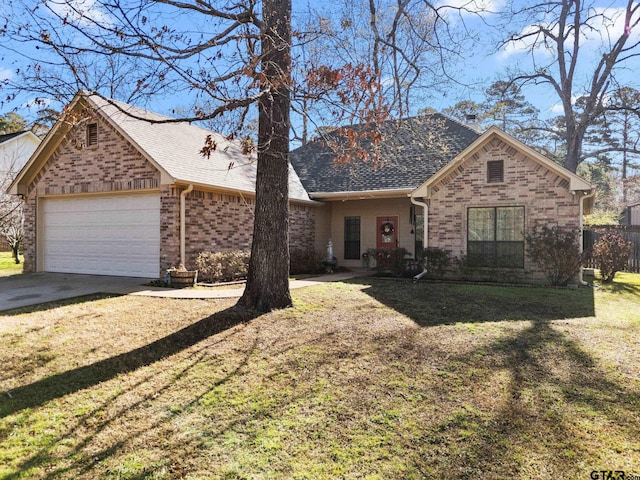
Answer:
[173, 180, 321, 206]
[309, 187, 414, 201]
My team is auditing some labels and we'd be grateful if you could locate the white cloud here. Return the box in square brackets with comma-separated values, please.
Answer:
[46, 0, 112, 27]
[0, 67, 13, 82]
[501, 5, 639, 58]
[435, 0, 506, 18]
[550, 102, 564, 114]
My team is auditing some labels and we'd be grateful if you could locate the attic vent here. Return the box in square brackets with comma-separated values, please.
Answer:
[86, 123, 98, 147]
[487, 160, 504, 183]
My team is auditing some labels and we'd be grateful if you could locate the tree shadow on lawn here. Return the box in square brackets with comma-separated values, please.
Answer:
[0, 293, 115, 316]
[353, 277, 595, 325]
[6, 331, 261, 480]
[0, 305, 257, 419]
[409, 318, 640, 478]
[355, 278, 638, 477]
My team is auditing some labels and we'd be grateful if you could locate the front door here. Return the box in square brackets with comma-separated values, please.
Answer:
[377, 216, 398, 249]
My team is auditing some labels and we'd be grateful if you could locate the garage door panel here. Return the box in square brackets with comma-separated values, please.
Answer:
[41, 194, 160, 278]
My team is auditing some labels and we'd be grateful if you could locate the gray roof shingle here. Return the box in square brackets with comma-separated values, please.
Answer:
[290, 113, 481, 194]
[88, 94, 311, 202]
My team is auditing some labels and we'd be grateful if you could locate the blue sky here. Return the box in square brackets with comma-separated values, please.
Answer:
[1, 0, 638, 128]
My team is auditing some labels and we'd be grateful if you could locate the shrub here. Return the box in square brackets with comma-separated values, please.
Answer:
[367, 247, 409, 277]
[195, 250, 250, 283]
[420, 247, 451, 278]
[525, 225, 584, 286]
[592, 232, 633, 283]
[290, 247, 325, 275]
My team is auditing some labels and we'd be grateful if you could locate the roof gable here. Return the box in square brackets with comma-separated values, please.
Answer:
[0, 131, 28, 144]
[290, 114, 481, 196]
[9, 92, 311, 202]
[412, 126, 594, 198]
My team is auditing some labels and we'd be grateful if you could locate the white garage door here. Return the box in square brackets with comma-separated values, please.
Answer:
[41, 194, 160, 278]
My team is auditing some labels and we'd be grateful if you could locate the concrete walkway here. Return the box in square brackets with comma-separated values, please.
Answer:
[0, 270, 371, 311]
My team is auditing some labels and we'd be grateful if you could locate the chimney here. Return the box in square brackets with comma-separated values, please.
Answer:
[464, 114, 482, 132]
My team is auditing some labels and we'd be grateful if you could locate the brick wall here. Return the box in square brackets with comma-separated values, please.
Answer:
[428, 137, 583, 283]
[178, 189, 316, 271]
[22, 110, 316, 276]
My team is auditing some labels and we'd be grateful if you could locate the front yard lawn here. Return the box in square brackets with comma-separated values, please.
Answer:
[1, 274, 638, 479]
[0, 251, 23, 277]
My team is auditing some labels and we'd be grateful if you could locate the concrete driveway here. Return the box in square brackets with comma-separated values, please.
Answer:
[0, 273, 152, 312]
[0, 270, 372, 312]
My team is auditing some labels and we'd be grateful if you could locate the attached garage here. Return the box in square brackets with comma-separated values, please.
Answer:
[38, 193, 160, 278]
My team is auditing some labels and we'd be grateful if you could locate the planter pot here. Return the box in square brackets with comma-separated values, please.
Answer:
[170, 270, 198, 288]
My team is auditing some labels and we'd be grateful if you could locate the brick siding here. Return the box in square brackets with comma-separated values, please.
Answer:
[428, 137, 583, 283]
[22, 112, 316, 276]
[177, 189, 315, 271]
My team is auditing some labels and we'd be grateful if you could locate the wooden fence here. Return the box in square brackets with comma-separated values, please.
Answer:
[583, 225, 640, 273]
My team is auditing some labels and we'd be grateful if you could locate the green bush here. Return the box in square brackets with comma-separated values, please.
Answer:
[592, 232, 633, 283]
[525, 225, 585, 286]
[195, 250, 250, 283]
[420, 247, 451, 278]
[290, 247, 325, 275]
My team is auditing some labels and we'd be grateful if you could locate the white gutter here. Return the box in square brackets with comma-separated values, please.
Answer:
[180, 184, 194, 267]
[578, 189, 596, 286]
[310, 188, 414, 201]
[410, 195, 430, 281]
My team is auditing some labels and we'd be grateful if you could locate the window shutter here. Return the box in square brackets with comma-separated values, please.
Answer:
[487, 160, 504, 183]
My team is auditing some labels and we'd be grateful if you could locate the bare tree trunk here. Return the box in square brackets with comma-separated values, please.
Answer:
[12, 243, 20, 264]
[239, 0, 292, 312]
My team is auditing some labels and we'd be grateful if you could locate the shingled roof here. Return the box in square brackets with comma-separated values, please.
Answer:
[290, 113, 481, 196]
[9, 92, 311, 202]
[0, 131, 30, 144]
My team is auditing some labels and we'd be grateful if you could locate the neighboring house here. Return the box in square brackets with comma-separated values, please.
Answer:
[9, 92, 594, 283]
[1, 131, 40, 251]
[291, 119, 595, 284]
[0, 131, 40, 179]
[623, 202, 640, 226]
[8, 92, 316, 277]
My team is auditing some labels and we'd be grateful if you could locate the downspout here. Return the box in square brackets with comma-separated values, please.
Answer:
[411, 195, 429, 281]
[180, 184, 194, 267]
[578, 189, 596, 286]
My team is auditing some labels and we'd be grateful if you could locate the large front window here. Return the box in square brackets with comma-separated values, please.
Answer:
[467, 207, 524, 268]
[344, 216, 361, 260]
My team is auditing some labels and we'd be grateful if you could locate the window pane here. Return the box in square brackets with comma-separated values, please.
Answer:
[468, 241, 496, 267]
[344, 216, 361, 260]
[496, 242, 524, 268]
[468, 207, 525, 269]
[496, 207, 524, 241]
[468, 208, 495, 241]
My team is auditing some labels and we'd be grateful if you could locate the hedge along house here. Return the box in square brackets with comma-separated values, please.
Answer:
[291, 119, 595, 283]
[9, 92, 316, 278]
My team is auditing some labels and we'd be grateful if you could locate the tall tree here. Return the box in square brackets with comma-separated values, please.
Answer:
[239, 0, 293, 311]
[0, 112, 27, 134]
[2, 0, 295, 311]
[596, 86, 640, 204]
[498, 0, 640, 172]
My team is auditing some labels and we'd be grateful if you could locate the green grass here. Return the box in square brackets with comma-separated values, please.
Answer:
[0, 251, 23, 277]
[0, 274, 639, 479]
